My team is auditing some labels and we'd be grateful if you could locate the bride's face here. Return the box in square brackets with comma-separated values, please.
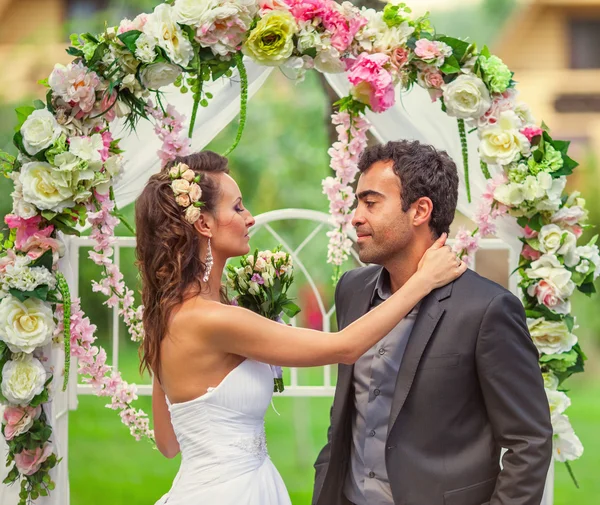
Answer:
[209, 173, 255, 259]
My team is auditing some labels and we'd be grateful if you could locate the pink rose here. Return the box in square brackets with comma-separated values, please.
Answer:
[530, 280, 566, 312]
[390, 47, 410, 71]
[521, 126, 543, 142]
[3, 406, 42, 441]
[285, 0, 324, 21]
[14, 443, 53, 476]
[523, 225, 538, 239]
[414, 39, 452, 66]
[522, 244, 541, 261]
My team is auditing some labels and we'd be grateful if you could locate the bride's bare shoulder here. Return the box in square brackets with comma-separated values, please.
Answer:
[169, 296, 235, 332]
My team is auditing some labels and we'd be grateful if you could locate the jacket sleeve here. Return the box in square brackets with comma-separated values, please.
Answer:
[476, 292, 553, 505]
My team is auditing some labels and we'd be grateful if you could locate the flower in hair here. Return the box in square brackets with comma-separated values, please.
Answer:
[168, 162, 203, 224]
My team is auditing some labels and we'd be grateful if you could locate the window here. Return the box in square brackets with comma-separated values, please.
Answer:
[569, 19, 600, 69]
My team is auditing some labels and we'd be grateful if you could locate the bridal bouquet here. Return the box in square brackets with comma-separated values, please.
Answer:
[226, 247, 300, 392]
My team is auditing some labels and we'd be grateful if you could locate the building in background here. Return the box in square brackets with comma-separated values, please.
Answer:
[496, 0, 600, 165]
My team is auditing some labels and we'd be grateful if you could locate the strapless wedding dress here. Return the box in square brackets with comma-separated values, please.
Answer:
[155, 359, 292, 505]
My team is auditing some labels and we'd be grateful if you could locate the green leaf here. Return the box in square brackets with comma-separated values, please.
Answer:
[282, 302, 301, 318]
[117, 30, 142, 54]
[440, 55, 461, 74]
[66, 46, 84, 58]
[13, 131, 26, 154]
[437, 36, 470, 61]
[8, 285, 50, 302]
[88, 42, 108, 67]
[480, 45, 491, 58]
[31, 249, 54, 271]
[578, 282, 596, 296]
[15, 106, 35, 126]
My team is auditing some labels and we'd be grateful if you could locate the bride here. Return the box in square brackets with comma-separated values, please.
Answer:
[135, 150, 466, 505]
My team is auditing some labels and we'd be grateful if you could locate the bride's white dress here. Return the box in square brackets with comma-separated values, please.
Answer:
[155, 359, 292, 505]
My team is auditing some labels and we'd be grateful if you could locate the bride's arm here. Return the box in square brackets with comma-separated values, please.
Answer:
[152, 378, 180, 458]
[201, 237, 465, 367]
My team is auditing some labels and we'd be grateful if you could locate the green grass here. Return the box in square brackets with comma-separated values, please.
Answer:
[69, 348, 599, 505]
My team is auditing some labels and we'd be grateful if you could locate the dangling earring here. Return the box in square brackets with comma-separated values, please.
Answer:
[203, 237, 213, 283]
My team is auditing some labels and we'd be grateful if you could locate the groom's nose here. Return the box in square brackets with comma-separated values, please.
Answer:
[352, 208, 365, 228]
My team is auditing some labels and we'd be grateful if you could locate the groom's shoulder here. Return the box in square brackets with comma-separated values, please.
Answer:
[338, 264, 381, 288]
[453, 268, 517, 305]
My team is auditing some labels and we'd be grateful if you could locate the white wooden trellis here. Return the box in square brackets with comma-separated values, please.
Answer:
[63, 208, 518, 403]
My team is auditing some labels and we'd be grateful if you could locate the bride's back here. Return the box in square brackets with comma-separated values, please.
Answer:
[158, 296, 245, 405]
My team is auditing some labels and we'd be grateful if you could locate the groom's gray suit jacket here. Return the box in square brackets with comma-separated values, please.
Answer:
[313, 266, 552, 505]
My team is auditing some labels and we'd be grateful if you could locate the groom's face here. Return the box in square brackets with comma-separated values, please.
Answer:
[352, 161, 413, 265]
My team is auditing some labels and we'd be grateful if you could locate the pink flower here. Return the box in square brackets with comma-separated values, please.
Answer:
[2, 406, 42, 440]
[523, 225, 538, 239]
[414, 39, 452, 66]
[118, 14, 148, 34]
[100, 91, 118, 123]
[18, 225, 62, 261]
[522, 244, 541, 261]
[390, 47, 410, 71]
[14, 443, 53, 476]
[521, 126, 543, 142]
[285, 0, 324, 21]
[321, 4, 367, 52]
[49, 62, 101, 117]
[347, 53, 396, 113]
[478, 89, 517, 128]
[527, 280, 569, 313]
[99, 130, 114, 162]
[418, 67, 444, 89]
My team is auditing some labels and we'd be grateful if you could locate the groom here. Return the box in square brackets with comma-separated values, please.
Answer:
[313, 141, 552, 505]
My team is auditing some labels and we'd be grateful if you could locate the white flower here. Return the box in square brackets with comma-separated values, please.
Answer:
[314, 47, 345, 74]
[535, 174, 566, 213]
[184, 206, 201, 224]
[134, 33, 157, 64]
[442, 74, 492, 120]
[144, 4, 193, 66]
[493, 182, 525, 207]
[539, 224, 563, 255]
[0, 296, 55, 353]
[546, 389, 571, 420]
[19, 161, 74, 212]
[174, 0, 214, 25]
[104, 155, 124, 178]
[543, 371, 559, 390]
[69, 134, 103, 163]
[479, 111, 531, 166]
[575, 244, 600, 279]
[527, 317, 577, 355]
[249, 281, 260, 295]
[20, 109, 61, 156]
[172, 179, 190, 195]
[297, 27, 322, 54]
[254, 257, 267, 272]
[551, 205, 586, 227]
[140, 62, 182, 90]
[558, 231, 579, 267]
[552, 414, 583, 462]
[53, 152, 84, 172]
[1, 355, 47, 405]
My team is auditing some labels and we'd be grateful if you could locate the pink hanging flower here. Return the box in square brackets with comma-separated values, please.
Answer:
[522, 244, 541, 261]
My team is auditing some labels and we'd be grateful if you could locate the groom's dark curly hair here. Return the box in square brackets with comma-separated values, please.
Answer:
[357, 140, 459, 237]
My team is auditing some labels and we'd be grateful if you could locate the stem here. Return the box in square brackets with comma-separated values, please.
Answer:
[109, 186, 136, 235]
[457, 119, 471, 203]
[223, 52, 248, 157]
[55, 272, 71, 392]
[480, 160, 491, 179]
[188, 64, 203, 138]
[565, 461, 580, 489]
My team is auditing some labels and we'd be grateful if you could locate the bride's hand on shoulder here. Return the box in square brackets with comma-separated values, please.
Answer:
[415, 233, 468, 291]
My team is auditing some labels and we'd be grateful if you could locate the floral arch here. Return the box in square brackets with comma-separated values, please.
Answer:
[0, 0, 597, 502]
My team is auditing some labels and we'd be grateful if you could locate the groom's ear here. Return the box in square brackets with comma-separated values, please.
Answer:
[194, 212, 213, 238]
[412, 197, 434, 228]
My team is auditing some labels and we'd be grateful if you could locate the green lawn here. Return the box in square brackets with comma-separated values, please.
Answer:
[69, 359, 600, 505]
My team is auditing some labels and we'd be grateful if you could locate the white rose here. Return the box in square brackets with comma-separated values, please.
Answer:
[140, 62, 182, 90]
[69, 134, 103, 163]
[184, 206, 201, 224]
[19, 161, 74, 212]
[20, 109, 61, 156]
[172, 179, 190, 195]
[0, 296, 55, 354]
[479, 111, 531, 166]
[552, 414, 583, 462]
[526, 254, 575, 295]
[442, 74, 492, 120]
[546, 389, 571, 420]
[527, 317, 577, 355]
[134, 33, 157, 64]
[539, 224, 563, 255]
[1, 356, 47, 406]
[12, 195, 38, 220]
[173, 0, 214, 25]
[144, 4, 193, 66]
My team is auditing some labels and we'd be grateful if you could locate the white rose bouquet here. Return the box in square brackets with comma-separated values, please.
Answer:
[226, 246, 300, 392]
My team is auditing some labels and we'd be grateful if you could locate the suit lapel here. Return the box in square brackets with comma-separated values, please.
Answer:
[330, 267, 381, 429]
[387, 281, 453, 434]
